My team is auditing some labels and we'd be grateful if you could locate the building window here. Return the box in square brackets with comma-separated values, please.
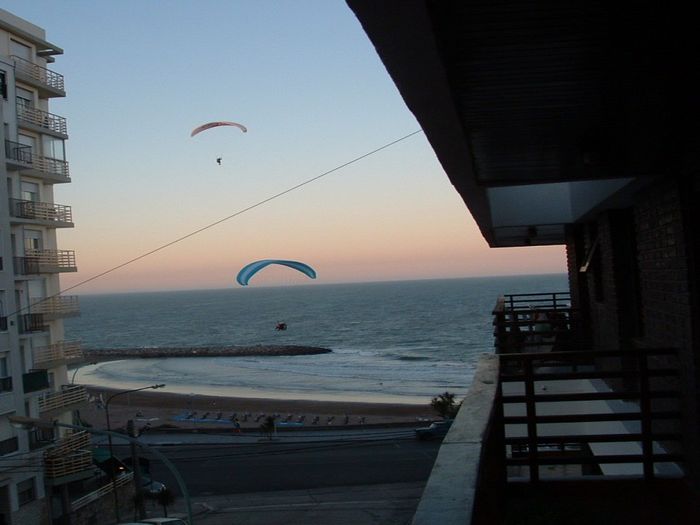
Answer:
[0, 437, 18, 456]
[16, 478, 36, 506]
[0, 70, 7, 99]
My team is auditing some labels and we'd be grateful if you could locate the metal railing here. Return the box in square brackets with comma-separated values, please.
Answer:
[18, 313, 48, 334]
[3, 140, 70, 180]
[23, 370, 50, 393]
[29, 295, 80, 318]
[9, 198, 73, 224]
[16, 103, 68, 135]
[72, 472, 133, 511]
[39, 385, 87, 413]
[44, 431, 93, 479]
[15, 249, 77, 274]
[33, 340, 83, 367]
[11, 55, 65, 93]
[494, 292, 581, 354]
[499, 348, 683, 482]
[4, 139, 32, 163]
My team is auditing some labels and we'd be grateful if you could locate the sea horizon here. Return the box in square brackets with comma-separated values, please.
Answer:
[67, 273, 569, 403]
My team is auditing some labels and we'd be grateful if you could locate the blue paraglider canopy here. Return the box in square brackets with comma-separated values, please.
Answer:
[236, 259, 317, 286]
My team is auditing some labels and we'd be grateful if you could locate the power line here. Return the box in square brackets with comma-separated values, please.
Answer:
[9, 130, 423, 318]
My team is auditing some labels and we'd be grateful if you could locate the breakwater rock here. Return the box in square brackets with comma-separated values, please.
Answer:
[84, 345, 332, 361]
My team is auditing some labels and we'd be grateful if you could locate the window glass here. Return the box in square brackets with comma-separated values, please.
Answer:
[17, 478, 36, 506]
[16, 87, 34, 108]
[21, 181, 40, 202]
[42, 136, 66, 161]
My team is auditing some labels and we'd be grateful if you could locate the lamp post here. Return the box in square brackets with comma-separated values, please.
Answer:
[9, 415, 193, 525]
[70, 361, 97, 384]
[104, 384, 165, 522]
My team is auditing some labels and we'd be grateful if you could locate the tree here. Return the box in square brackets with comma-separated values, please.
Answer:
[155, 487, 175, 517]
[431, 391, 460, 419]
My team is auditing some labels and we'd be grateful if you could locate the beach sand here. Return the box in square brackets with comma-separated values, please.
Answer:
[80, 387, 436, 432]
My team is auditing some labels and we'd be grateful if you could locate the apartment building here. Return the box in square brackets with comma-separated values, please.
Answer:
[1, 9, 90, 525]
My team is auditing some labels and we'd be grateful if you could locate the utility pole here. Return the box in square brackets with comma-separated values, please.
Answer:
[128, 419, 146, 520]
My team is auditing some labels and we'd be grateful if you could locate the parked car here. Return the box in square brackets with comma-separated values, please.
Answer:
[415, 419, 453, 440]
[141, 475, 166, 496]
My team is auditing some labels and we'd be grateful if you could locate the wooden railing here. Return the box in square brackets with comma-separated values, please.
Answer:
[9, 198, 73, 224]
[16, 103, 68, 135]
[38, 385, 87, 413]
[494, 292, 581, 354]
[33, 340, 83, 367]
[44, 431, 93, 479]
[499, 348, 683, 482]
[72, 472, 133, 511]
[11, 55, 65, 93]
[29, 295, 80, 318]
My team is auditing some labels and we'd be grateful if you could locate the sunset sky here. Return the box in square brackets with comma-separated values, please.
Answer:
[5, 1, 565, 294]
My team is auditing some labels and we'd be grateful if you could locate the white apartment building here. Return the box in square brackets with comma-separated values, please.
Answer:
[1, 9, 91, 525]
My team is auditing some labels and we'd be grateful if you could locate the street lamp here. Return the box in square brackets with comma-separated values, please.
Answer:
[70, 361, 97, 384]
[9, 414, 193, 525]
[104, 384, 165, 522]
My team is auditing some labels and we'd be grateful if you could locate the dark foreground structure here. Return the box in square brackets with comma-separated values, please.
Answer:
[348, 1, 700, 523]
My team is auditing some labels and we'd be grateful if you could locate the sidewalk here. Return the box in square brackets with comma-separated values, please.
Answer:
[162, 482, 426, 525]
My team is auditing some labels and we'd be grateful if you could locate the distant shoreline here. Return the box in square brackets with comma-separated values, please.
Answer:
[83, 345, 332, 362]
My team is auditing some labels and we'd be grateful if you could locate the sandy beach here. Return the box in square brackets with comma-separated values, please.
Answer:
[80, 387, 436, 432]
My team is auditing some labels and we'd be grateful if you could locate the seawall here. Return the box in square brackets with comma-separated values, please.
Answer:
[84, 345, 332, 361]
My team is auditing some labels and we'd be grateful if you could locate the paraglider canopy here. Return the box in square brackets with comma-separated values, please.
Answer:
[236, 259, 317, 286]
[190, 121, 248, 137]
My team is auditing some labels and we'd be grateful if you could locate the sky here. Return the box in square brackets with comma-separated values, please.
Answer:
[4, 0, 565, 294]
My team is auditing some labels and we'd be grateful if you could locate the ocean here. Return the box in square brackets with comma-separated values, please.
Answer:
[66, 274, 568, 404]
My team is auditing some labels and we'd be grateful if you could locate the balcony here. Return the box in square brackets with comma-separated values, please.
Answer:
[14, 249, 77, 275]
[44, 431, 93, 482]
[493, 292, 583, 354]
[4, 140, 70, 183]
[29, 295, 80, 319]
[33, 340, 83, 368]
[16, 103, 68, 138]
[11, 55, 66, 97]
[18, 313, 49, 334]
[38, 385, 88, 414]
[23, 369, 50, 394]
[8, 199, 73, 227]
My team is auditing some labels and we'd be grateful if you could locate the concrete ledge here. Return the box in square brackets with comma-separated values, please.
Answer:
[412, 354, 499, 525]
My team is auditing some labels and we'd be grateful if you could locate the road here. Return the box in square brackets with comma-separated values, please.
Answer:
[109, 429, 441, 496]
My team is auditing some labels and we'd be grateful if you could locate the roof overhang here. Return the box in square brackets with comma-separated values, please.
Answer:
[348, 1, 694, 247]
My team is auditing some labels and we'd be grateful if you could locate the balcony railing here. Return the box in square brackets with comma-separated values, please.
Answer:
[33, 340, 83, 367]
[3, 140, 70, 182]
[15, 249, 77, 274]
[72, 472, 133, 511]
[44, 431, 93, 479]
[38, 385, 88, 413]
[18, 313, 48, 334]
[28, 295, 80, 319]
[11, 55, 65, 95]
[499, 348, 683, 482]
[4, 139, 32, 164]
[493, 292, 582, 354]
[0, 376, 13, 393]
[23, 369, 50, 394]
[9, 198, 73, 226]
[16, 103, 68, 136]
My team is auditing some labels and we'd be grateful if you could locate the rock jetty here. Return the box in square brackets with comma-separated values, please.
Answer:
[84, 345, 331, 361]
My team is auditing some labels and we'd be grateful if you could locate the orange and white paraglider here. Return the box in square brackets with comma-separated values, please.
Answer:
[190, 121, 247, 137]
